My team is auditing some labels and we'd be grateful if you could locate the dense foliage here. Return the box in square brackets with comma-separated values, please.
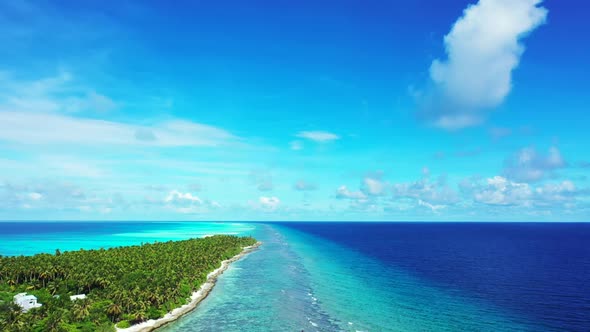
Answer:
[0, 235, 257, 331]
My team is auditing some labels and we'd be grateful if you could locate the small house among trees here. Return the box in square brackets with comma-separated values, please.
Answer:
[13, 293, 42, 312]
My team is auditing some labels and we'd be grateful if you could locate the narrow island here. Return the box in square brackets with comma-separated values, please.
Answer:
[0, 235, 260, 331]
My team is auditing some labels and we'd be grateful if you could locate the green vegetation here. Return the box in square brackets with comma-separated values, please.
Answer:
[0, 235, 257, 331]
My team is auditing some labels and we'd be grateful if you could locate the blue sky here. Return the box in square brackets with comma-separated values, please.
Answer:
[0, 0, 589, 221]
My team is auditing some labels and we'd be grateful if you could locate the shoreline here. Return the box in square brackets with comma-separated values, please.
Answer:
[116, 241, 262, 332]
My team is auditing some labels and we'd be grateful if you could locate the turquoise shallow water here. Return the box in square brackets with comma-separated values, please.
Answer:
[0, 222, 254, 256]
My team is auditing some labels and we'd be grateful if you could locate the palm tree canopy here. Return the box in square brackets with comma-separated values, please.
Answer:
[0, 235, 257, 331]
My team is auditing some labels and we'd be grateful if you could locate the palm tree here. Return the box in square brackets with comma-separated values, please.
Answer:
[72, 299, 91, 322]
[40, 269, 51, 288]
[0, 302, 27, 332]
[47, 280, 59, 295]
[44, 310, 66, 332]
[106, 303, 122, 322]
[131, 310, 147, 324]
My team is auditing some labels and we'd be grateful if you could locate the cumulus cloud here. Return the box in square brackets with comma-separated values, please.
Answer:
[418, 200, 446, 213]
[163, 190, 224, 214]
[164, 190, 202, 205]
[418, 0, 547, 129]
[335, 185, 367, 200]
[334, 173, 387, 211]
[361, 176, 386, 196]
[335, 172, 462, 213]
[259, 196, 280, 210]
[534, 181, 578, 206]
[296, 131, 340, 143]
[473, 176, 533, 205]
[294, 180, 317, 191]
[392, 175, 459, 206]
[464, 176, 586, 208]
[502, 146, 566, 182]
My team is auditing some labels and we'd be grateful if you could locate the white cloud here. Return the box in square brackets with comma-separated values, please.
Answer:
[392, 176, 459, 205]
[335, 172, 462, 213]
[503, 146, 566, 182]
[473, 176, 532, 205]
[418, 200, 446, 213]
[165, 190, 202, 205]
[0, 71, 116, 114]
[163, 190, 225, 214]
[0, 111, 238, 147]
[335, 185, 367, 200]
[361, 177, 386, 196]
[296, 131, 340, 143]
[534, 180, 578, 205]
[0, 71, 239, 148]
[259, 196, 280, 210]
[419, 0, 547, 129]
[461, 175, 589, 211]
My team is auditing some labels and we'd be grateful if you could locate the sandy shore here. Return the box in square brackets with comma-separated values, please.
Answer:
[116, 242, 262, 332]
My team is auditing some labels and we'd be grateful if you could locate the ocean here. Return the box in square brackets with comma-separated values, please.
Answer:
[1, 222, 589, 331]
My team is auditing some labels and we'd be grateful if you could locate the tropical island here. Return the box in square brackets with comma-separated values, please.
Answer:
[0, 235, 259, 331]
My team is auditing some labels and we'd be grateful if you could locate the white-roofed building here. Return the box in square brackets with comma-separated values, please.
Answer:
[13, 293, 42, 312]
[70, 294, 87, 301]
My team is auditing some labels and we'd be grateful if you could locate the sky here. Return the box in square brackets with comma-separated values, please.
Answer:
[0, 0, 589, 221]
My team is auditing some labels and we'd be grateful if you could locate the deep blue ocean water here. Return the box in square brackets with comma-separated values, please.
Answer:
[278, 222, 590, 331]
[1, 222, 589, 331]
